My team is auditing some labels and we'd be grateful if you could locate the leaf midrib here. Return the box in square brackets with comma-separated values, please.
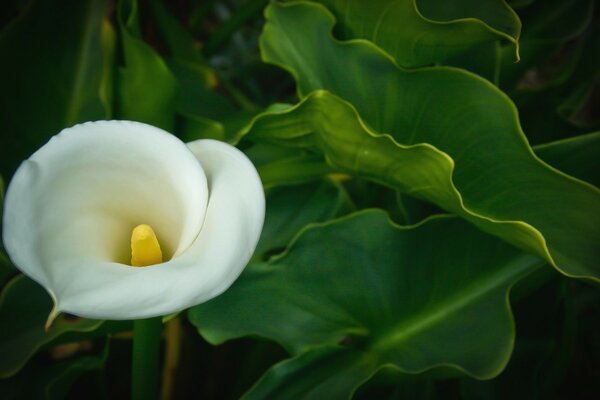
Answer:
[371, 255, 541, 353]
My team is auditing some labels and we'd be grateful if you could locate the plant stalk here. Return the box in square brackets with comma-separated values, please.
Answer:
[132, 317, 163, 400]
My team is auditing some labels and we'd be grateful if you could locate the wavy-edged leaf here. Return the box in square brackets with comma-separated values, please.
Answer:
[0, 0, 110, 178]
[117, 0, 178, 130]
[316, 0, 519, 71]
[533, 132, 600, 188]
[499, 0, 598, 143]
[461, 278, 577, 400]
[255, 180, 348, 258]
[0, 276, 103, 378]
[242, 90, 600, 281]
[244, 137, 334, 188]
[190, 211, 542, 398]
[244, 346, 377, 400]
[499, 0, 593, 89]
[255, 1, 600, 280]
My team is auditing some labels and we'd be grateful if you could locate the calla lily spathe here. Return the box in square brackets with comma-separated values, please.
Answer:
[2, 121, 265, 321]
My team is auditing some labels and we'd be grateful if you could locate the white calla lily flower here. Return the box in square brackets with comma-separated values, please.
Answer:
[2, 121, 264, 322]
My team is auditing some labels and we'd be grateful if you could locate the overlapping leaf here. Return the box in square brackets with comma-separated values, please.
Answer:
[253, 1, 600, 281]
[499, 0, 594, 89]
[117, 0, 178, 130]
[0, 276, 103, 378]
[255, 180, 348, 258]
[534, 132, 600, 188]
[0, 340, 109, 399]
[190, 211, 542, 397]
[0, 0, 111, 178]
[315, 0, 519, 76]
[498, 0, 598, 143]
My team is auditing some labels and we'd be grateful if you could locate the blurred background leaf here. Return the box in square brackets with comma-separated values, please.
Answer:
[0, 275, 103, 378]
[0, 0, 111, 179]
[499, 0, 599, 143]
[0, 0, 597, 398]
[116, 0, 178, 130]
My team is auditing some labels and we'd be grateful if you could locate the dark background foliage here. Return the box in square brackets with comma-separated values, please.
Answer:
[0, 0, 598, 398]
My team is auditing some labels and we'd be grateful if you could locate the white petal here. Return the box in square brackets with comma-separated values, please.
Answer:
[3, 121, 209, 319]
[54, 139, 264, 319]
[175, 139, 265, 305]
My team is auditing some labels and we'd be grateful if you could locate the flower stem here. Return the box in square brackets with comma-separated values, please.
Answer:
[161, 317, 182, 400]
[132, 317, 163, 400]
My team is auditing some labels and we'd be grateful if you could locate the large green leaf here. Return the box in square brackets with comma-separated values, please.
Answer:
[255, 1, 600, 281]
[315, 0, 519, 75]
[244, 347, 378, 400]
[0, 0, 111, 178]
[116, 0, 178, 130]
[533, 132, 600, 188]
[190, 211, 542, 398]
[460, 278, 577, 400]
[243, 137, 334, 188]
[0, 276, 103, 378]
[499, 0, 593, 89]
[241, 90, 599, 282]
[255, 180, 348, 258]
[497, 0, 597, 144]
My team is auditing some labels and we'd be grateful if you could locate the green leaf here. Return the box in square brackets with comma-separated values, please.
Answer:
[116, 0, 178, 130]
[499, 0, 593, 89]
[0, 276, 103, 378]
[243, 139, 333, 188]
[315, 0, 520, 72]
[244, 346, 378, 400]
[0, 0, 111, 178]
[533, 132, 600, 188]
[36, 351, 107, 400]
[148, 0, 205, 63]
[0, 342, 109, 400]
[257, 155, 333, 189]
[255, 180, 348, 258]
[242, 90, 600, 282]
[0, 253, 17, 291]
[256, 1, 600, 280]
[202, 0, 269, 57]
[169, 59, 236, 121]
[190, 211, 542, 398]
[0, 176, 17, 288]
[460, 278, 577, 400]
[497, 0, 597, 143]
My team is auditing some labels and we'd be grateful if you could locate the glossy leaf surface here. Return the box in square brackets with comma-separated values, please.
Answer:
[256, 1, 600, 280]
[190, 211, 541, 397]
[316, 0, 519, 69]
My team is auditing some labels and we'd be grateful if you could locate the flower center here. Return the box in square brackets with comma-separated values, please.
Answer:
[130, 224, 163, 267]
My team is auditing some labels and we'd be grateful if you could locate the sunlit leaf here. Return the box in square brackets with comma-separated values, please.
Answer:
[255, 1, 600, 281]
[315, 0, 519, 74]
